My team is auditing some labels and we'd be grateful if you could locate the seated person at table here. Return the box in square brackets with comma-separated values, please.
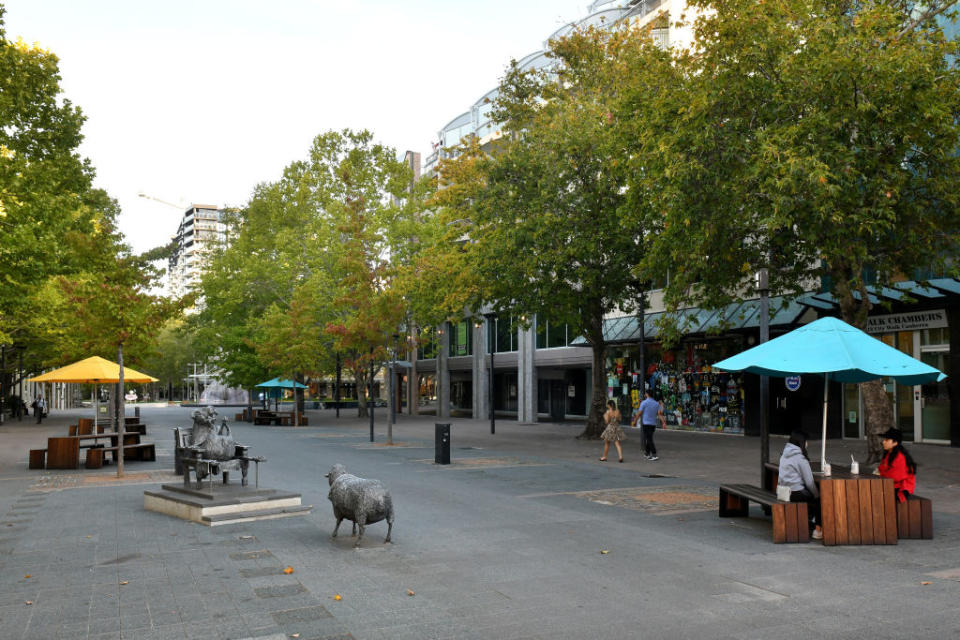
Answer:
[877, 427, 916, 503]
[778, 429, 823, 540]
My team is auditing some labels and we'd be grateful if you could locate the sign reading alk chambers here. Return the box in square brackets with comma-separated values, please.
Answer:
[865, 309, 947, 334]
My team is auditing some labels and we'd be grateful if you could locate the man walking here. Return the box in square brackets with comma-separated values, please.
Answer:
[632, 389, 661, 461]
[34, 396, 46, 424]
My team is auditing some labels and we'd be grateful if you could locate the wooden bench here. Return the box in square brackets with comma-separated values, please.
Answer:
[29, 449, 46, 470]
[101, 442, 157, 462]
[85, 446, 104, 469]
[719, 484, 810, 543]
[897, 495, 933, 540]
[277, 412, 308, 426]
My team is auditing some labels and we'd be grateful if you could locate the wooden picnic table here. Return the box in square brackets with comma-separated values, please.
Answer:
[762, 461, 897, 545]
[45, 432, 154, 469]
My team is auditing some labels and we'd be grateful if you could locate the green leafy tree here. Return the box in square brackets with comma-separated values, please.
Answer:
[141, 318, 199, 401]
[316, 130, 413, 417]
[0, 8, 119, 357]
[439, 25, 666, 437]
[632, 0, 960, 459]
[195, 129, 416, 418]
[52, 256, 182, 475]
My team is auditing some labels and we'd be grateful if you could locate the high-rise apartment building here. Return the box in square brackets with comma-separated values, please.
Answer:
[167, 205, 226, 300]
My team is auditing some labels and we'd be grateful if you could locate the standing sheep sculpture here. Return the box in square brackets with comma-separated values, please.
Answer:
[325, 464, 394, 546]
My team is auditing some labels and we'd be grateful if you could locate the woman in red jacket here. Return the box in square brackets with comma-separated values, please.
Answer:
[877, 427, 917, 503]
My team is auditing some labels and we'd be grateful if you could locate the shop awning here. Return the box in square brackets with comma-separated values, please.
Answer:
[572, 295, 810, 346]
[575, 278, 960, 347]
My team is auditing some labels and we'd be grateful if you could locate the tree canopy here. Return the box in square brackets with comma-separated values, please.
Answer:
[628, 0, 960, 454]
[434, 24, 670, 437]
[193, 129, 420, 415]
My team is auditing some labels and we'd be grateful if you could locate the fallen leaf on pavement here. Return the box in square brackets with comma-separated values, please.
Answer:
[120, 581, 128, 585]
[25, 601, 32, 605]
[407, 589, 415, 596]
[283, 566, 294, 574]
[24, 575, 30, 579]
[290, 634, 300, 639]
[333, 594, 342, 601]
[600, 550, 609, 555]
[921, 581, 932, 585]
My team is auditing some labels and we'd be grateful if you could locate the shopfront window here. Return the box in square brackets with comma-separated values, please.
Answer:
[920, 326, 950, 441]
[619, 339, 746, 433]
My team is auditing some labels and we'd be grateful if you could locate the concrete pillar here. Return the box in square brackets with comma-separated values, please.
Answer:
[438, 327, 451, 418]
[517, 325, 537, 423]
[473, 321, 488, 420]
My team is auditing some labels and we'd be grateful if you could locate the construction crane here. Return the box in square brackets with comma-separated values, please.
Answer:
[138, 192, 189, 211]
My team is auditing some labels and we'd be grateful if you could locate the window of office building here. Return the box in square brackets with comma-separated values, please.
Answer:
[448, 320, 473, 357]
[495, 316, 518, 353]
[536, 318, 577, 349]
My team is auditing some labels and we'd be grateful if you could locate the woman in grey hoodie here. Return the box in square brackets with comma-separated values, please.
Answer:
[778, 430, 823, 540]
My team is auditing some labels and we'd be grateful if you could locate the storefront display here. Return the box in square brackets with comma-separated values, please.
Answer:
[611, 339, 747, 434]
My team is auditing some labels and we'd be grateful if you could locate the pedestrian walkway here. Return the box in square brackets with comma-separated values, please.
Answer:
[0, 406, 957, 639]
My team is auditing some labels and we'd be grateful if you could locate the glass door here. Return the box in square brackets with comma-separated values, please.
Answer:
[917, 350, 950, 442]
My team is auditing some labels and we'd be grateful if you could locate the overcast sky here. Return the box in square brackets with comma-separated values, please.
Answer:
[4, 0, 590, 253]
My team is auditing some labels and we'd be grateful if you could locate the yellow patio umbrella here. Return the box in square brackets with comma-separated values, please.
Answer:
[29, 356, 158, 430]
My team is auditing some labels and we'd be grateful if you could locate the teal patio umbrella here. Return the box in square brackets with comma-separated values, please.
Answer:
[713, 316, 946, 468]
[256, 377, 308, 411]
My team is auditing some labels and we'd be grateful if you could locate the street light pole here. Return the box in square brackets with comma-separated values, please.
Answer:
[484, 312, 496, 435]
[757, 269, 770, 480]
[368, 347, 375, 443]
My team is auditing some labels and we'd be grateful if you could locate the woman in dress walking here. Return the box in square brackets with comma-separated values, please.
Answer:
[599, 400, 625, 463]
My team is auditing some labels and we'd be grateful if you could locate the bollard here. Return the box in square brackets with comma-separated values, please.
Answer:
[435, 423, 450, 465]
[135, 406, 140, 419]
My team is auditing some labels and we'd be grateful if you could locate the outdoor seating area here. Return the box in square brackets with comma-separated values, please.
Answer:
[29, 417, 156, 470]
[251, 409, 307, 426]
[723, 460, 933, 545]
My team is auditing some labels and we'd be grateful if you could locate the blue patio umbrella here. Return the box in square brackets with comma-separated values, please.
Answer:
[713, 316, 946, 468]
[256, 377, 308, 410]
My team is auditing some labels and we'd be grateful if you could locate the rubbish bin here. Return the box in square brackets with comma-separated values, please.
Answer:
[435, 423, 450, 465]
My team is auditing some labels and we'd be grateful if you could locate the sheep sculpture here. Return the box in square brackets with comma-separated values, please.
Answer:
[325, 464, 394, 546]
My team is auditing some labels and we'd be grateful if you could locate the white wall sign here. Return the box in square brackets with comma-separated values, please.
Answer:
[865, 309, 947, 334]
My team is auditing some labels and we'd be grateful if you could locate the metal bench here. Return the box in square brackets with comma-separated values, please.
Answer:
[174, 426, 265, 491]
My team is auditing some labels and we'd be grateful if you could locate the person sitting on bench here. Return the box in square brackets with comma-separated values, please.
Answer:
[877, 427, 916, 503]
[778, 429, 823, 540]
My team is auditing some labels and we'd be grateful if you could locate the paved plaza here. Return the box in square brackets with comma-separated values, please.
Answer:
[0, 405, 958, 639]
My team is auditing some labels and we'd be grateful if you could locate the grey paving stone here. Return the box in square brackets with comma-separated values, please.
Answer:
[238, 566, 285, 578]
[253, 584, 307, 598]
[270, 604, 333, 625]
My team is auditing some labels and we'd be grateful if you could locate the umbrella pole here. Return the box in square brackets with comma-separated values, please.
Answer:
[821, 373, 829, 471]
[94, 383, 98, 433]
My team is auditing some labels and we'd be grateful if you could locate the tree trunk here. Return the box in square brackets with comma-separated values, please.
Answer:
[117, 343, 126, 478]
[833, 266, 896, 464]
[861, 379, 894, 463]
[578, 313, 608, 440]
